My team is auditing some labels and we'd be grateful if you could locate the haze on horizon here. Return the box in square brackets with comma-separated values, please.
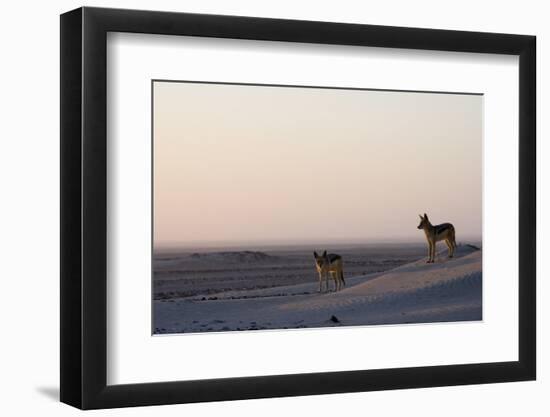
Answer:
[154, 81, 482, 249]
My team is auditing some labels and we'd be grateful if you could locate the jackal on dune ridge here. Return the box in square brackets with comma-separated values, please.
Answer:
[417, 213, 457, 263]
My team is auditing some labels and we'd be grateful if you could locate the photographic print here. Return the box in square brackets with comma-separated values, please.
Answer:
[152, 81, 482, 335]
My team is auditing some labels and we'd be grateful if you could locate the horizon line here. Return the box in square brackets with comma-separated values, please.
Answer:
[154, 236, 483, 250]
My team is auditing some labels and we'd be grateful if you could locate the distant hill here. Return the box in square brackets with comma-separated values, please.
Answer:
[189, 250, 276, 263]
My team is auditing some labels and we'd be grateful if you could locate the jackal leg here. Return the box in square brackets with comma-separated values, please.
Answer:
[330, 272, 337, 292]
[445, 239, 453, 258]
[426, 241, 433, 263]
[451, 235, 457, 257]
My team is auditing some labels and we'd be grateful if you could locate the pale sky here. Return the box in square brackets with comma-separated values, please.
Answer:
[153, 81, 482, 247]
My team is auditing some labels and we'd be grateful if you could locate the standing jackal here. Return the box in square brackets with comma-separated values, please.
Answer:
[417, 213, 457, 263]
[313, 251, 345, 292]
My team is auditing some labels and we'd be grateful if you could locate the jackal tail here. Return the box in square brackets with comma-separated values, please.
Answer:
[450, 224, 457, 245]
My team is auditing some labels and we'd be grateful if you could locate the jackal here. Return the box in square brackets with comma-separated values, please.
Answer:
[313, 251, 345, 292]
[417, 213, 457, 263]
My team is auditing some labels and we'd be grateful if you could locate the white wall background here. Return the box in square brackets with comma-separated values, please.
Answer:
[0, 0, 545, 415]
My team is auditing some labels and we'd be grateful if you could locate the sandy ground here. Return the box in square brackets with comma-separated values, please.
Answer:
[153, 244, 481, 334]
[153, 244, 427, 299]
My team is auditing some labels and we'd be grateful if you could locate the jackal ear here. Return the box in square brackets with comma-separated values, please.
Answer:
[419, 214, 423, 220]
[423, 213, 428, 220]
[313, 251, 318, 258]
[322, 250, 327, 257]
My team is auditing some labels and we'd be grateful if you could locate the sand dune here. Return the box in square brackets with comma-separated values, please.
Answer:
[154, 245, 481, 334]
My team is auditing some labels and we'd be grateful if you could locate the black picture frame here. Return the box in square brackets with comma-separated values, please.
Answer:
[60, 6, 536, 410]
